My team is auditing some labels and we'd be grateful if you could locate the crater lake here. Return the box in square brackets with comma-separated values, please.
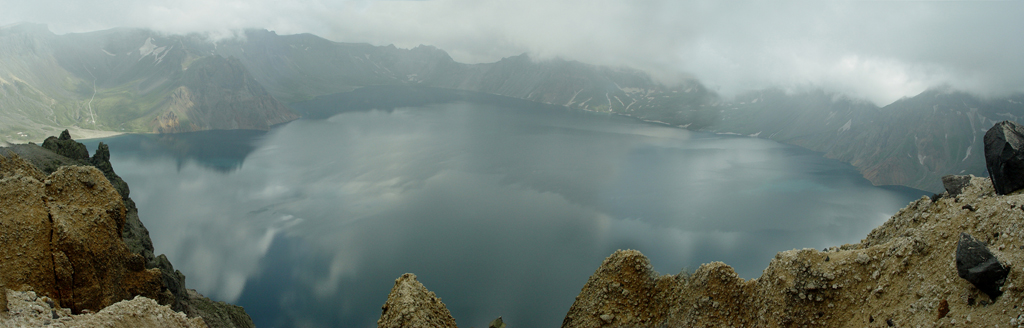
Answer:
[83, 87, 927, 328]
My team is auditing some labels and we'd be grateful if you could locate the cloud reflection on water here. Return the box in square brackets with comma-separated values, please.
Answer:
[99, 101, 926, 328]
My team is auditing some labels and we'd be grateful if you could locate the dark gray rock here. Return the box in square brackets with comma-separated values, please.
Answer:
[984, 121, 1024, 195]
[942, 175, 972, 197]
[489, 316, 507, 328]
[41, 130, 90, 161]
[89, 143, 129, 199]
[956, 233, 1009, 298]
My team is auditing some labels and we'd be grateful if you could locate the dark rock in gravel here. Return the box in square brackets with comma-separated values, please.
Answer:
[984, 121, 1024, 195]
[955, 232, 1009, 298]
[942, 175, 972, 197]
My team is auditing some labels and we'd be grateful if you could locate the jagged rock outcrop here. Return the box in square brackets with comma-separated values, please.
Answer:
[2, 289, 208, 327]
[46, 165, 166, 311]
[0, 156, 164, 313]
[1, 133, 253, 328]
[41, 130, 90, 162]
[378, 273, 458, 328]
[984, 120, 1024, 195]
[560, 176, 1024, 327]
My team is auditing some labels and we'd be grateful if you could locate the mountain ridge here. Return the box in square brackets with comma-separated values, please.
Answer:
[3, 24, 1024, 192]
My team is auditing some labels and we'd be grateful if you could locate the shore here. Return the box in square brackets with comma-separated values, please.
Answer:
[1, 128, 124, 146]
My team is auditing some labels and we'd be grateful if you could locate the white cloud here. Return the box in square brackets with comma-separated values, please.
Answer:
[2, 0, 1022, 105]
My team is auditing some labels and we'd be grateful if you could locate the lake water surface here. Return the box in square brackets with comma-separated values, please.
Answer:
[84, 92, 926, 328]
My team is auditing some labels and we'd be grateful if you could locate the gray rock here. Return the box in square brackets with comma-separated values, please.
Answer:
[378, 273, 457, 328]
[984, 121, 1024, 195]
[41, 130, 90, 161]
[489, 316, 507, 328]
[942, 175, 972, 197]
[955, 233, 1009, 298]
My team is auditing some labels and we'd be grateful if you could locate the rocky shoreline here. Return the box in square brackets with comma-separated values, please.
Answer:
[1, 131, 252, 328]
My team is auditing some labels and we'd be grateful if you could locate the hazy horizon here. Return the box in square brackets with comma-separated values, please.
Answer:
[2, 0, 1022, 106]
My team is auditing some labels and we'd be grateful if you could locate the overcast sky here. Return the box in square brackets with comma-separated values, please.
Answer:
[2, 0, 1022, 105]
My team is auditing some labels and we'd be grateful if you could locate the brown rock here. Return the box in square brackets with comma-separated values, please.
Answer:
[561, 249, 678, 328]
[0, 152, 47, 181]
[377, 273, 457, 328]
[1, 287, 7, 313]
[3, 140, 254, 327]
[560, 176, 1024, 327]
[0, 159, 163, 314]
[44, 166, 164, 313]
[0, 160, 56, 296]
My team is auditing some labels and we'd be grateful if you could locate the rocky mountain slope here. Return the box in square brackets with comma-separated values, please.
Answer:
[4, 23, 1024, 192]
[702, 88, 1024, 192]
[214, 28, 1024, 192]
[0, 131, 253, 328]
[0, 23, 296, 141]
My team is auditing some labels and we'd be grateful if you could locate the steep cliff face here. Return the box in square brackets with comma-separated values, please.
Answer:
[0, 156, 164, 313]
[0, 24, 297, 141]
[0, 132, 254, 328]
[155, 55, 298, 133]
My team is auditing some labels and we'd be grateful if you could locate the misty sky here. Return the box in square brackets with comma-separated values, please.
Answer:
[2, 0, 1022, 105]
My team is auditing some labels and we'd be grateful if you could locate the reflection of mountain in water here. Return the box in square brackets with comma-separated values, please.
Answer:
[82, 130, 265, 172]
[290, 85, 576, 119]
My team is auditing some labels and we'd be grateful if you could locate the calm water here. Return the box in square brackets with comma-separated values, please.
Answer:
[84, 92, 926, 328]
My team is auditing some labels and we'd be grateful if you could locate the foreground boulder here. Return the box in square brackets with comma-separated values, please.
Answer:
[378, 273, 457, 328]
[984, 120, 1024, 195]
[0, 156, 164, 313]
[956, 233, 1009, 299]
[2, 134, 254, 328]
